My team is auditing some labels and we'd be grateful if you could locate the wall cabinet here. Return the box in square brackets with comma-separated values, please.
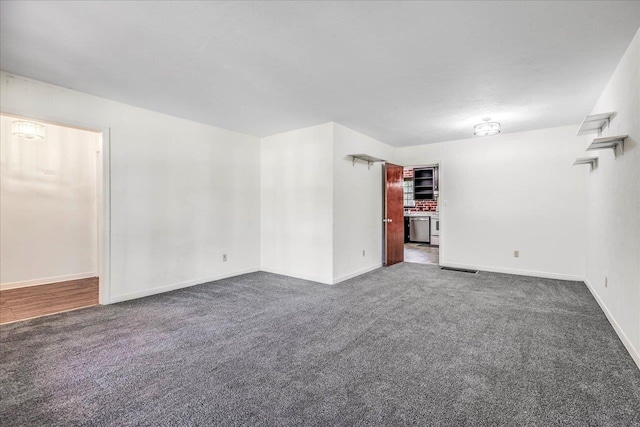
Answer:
[413, 167, 437, 200]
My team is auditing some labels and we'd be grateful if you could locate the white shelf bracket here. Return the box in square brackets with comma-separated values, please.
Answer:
[349, 154, 386, 170]
[577, 112, 615, 136]
[586, 135, 627, 158]
[573, 157, 598, 171]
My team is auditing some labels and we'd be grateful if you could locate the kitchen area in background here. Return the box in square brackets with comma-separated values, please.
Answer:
[403, 165, 439, 265]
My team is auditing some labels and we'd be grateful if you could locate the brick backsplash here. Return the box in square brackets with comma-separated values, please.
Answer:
[408, 199, 438, 212]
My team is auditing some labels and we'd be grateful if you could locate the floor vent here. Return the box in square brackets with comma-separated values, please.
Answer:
[439, 266, 479, 274]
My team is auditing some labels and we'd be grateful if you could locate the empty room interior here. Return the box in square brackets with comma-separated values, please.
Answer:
[1, 1, 639, 425]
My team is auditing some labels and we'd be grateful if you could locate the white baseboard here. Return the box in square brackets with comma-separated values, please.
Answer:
[440, 261, 583, 281]
[333, 263, 383, 284]
[108, 268, 259, 304]
[259, 267, 333, 285]
[583, 278, 640, 371]
[0, 272, 97, 290]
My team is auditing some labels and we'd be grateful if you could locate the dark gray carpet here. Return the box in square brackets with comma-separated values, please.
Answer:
[1, 263, 639, 426]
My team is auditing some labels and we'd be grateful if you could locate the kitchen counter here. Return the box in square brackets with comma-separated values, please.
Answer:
[404, 212, 438, 217]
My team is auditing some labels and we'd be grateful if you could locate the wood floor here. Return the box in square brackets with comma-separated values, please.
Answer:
[0, 277, 99, 325]
[404, 243, 440, 265]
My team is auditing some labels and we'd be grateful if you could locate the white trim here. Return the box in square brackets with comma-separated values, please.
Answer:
[97, 127, 111, 305]
[584, 278, 640, 370]
[333, 263, 383, 284]
[440, 262, 583, 281]
[259, 268, 332, 285]
[108, 268, 260, 303]
[0, 272, 97, 290]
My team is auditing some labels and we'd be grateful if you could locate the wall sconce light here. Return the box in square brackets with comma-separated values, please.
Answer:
[12, 120, 46, 140]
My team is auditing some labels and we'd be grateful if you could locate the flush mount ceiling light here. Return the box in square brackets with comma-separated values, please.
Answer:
[473, 118, 501, 137]
[12, 120, 46, 140]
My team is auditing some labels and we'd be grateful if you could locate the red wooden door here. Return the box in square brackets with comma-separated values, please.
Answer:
[385, 163, 404, 266]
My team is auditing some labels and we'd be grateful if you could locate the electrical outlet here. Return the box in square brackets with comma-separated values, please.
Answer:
[605, 277, 608, 288]
[222, 254, 227, 262]
[362, 250, 366, 257]
[514, 250, 519, 258]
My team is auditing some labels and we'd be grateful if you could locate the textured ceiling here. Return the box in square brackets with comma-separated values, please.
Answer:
[1, 1, 639, 146]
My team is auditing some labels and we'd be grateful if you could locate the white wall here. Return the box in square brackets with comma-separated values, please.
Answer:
[332, 123, 394, 283]
[0, 71, 261, 302]
[0, 115, 99, 288]
[396, 125, 588, 280]
[264, 120, 591, 285]
[260, 123, 334, 284]
[260, 122, 397, 284]
[584, 28, 640, 368]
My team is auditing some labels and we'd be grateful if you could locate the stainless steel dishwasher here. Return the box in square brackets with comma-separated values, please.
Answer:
[409, 217, 430, 243]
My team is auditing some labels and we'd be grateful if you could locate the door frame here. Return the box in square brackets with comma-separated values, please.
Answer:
[0, 110, 112, 305]
[397, 160, 444, 266]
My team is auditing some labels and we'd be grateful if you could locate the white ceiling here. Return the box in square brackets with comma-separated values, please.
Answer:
[1, 1, 639, 146]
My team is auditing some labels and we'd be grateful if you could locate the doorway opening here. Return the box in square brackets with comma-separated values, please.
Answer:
[0, 114, 106, 324]
[403, 164, 440, 265]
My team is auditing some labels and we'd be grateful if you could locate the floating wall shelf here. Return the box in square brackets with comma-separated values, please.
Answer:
[577, 112, 614, 136]
[348, 154, 386, 169]
[586, 135, 627, 157]
[573, 157, 598, 171]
